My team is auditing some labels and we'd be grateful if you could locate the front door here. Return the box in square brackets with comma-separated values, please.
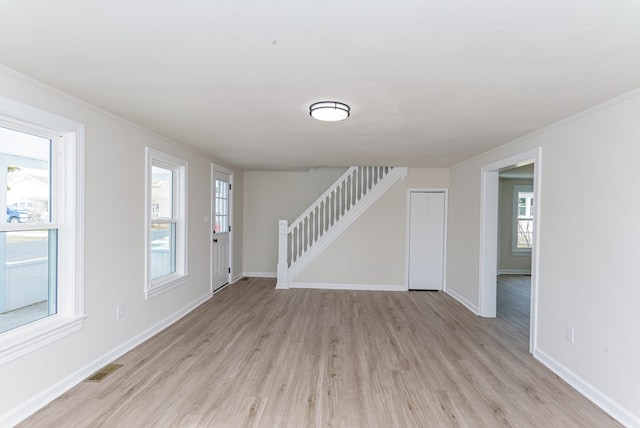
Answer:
[408, 191, 445, 290]
[212, 170, 231, 291]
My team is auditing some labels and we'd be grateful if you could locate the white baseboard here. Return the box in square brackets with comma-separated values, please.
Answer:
[1, 292, 213, 428]
[231, 273, 244, 284]
[289, 282, 405, 292]
[242, 271, 276, 278]
[534, 348, 639, 427]
[445, 288, 479, 315]
[497, 269, 531, 275]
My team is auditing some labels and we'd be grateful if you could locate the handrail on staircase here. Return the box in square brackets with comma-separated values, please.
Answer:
[277, 166, 405, 289]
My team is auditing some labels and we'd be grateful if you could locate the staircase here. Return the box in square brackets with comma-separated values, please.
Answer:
[276, 166, 408, 289]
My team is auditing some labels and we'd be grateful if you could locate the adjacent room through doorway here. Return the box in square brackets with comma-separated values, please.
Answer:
[496, 163, 534, 349]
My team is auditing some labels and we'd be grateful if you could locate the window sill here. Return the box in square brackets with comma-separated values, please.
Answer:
[145, 274, 190, 300]
[511, 250, 532, 257]
[0, 314, 86, 367]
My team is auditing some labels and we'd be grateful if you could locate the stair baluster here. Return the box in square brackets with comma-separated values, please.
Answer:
[276, 166, 407, 289]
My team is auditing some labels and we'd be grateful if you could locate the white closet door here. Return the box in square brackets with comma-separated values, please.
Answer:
[408, 192, 445, 290]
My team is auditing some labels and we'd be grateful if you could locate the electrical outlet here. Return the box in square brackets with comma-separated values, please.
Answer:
[116, 304, 125, 320]
[204, 215, 209, 224]
[565, 325, 574, 343]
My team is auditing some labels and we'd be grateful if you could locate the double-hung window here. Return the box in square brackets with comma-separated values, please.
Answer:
[513, 184, 534, 253]
[0, 96, 84, 365]
[145, 148, 188, 299]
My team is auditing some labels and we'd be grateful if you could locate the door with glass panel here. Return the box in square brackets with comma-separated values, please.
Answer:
[212, 169, 231, 291]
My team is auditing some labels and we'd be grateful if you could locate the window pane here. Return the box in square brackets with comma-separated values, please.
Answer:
[216, 179, 228, 200]
[150, 223, 176, 279]
[1, 126, 51, 224]
[517, 192, 534, 219]
[152, 166, 173, 219]
[217, 198, 228, 219]
[517, 219, 533, 249]
[0, 230, 57, 333]
[215, 215, 228, 234]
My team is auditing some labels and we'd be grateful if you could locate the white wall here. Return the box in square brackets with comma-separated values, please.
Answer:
[242, 168, 346, 275]
[0, 68, 243, 423]
[498, 177, 532, 273]
[295, 168, 449, 286]
[446, 90, 640, 425]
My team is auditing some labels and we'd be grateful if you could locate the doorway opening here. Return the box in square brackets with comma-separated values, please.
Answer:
[496, 163, 534, 349]
[479, 148, 540, 353]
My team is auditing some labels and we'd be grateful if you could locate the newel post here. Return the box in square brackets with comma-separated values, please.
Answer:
[276, 220, 289, 289]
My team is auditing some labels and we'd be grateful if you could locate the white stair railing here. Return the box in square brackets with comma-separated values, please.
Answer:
[277, 166, 407, 289]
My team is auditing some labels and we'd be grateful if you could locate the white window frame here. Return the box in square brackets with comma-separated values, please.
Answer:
[145, 147, 188, 299]
[0, 96, 85, 366]
[512, 184, 534, 254]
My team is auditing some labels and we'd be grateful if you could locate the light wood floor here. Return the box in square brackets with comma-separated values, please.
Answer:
[497, 274, 531, 350]
[21, 277, 620, 427]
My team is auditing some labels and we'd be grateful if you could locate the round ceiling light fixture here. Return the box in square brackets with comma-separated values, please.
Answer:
[309, 101, 350, 122]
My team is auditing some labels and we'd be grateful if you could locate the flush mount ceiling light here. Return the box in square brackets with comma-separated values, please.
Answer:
[309, 101, 350, 122]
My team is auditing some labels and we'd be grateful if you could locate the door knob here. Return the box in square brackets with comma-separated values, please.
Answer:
[213, 238, 218, 243]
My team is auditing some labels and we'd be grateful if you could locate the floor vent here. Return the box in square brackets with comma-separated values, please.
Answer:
[84, 364, 123, 383]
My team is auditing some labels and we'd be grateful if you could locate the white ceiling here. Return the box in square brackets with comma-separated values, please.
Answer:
[1, 1, 639, 170]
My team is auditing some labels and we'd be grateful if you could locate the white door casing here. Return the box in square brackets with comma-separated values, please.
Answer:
[212, 166, 232, 291]
[479, 147, 541, 354]
[408, 191, 446, 291]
